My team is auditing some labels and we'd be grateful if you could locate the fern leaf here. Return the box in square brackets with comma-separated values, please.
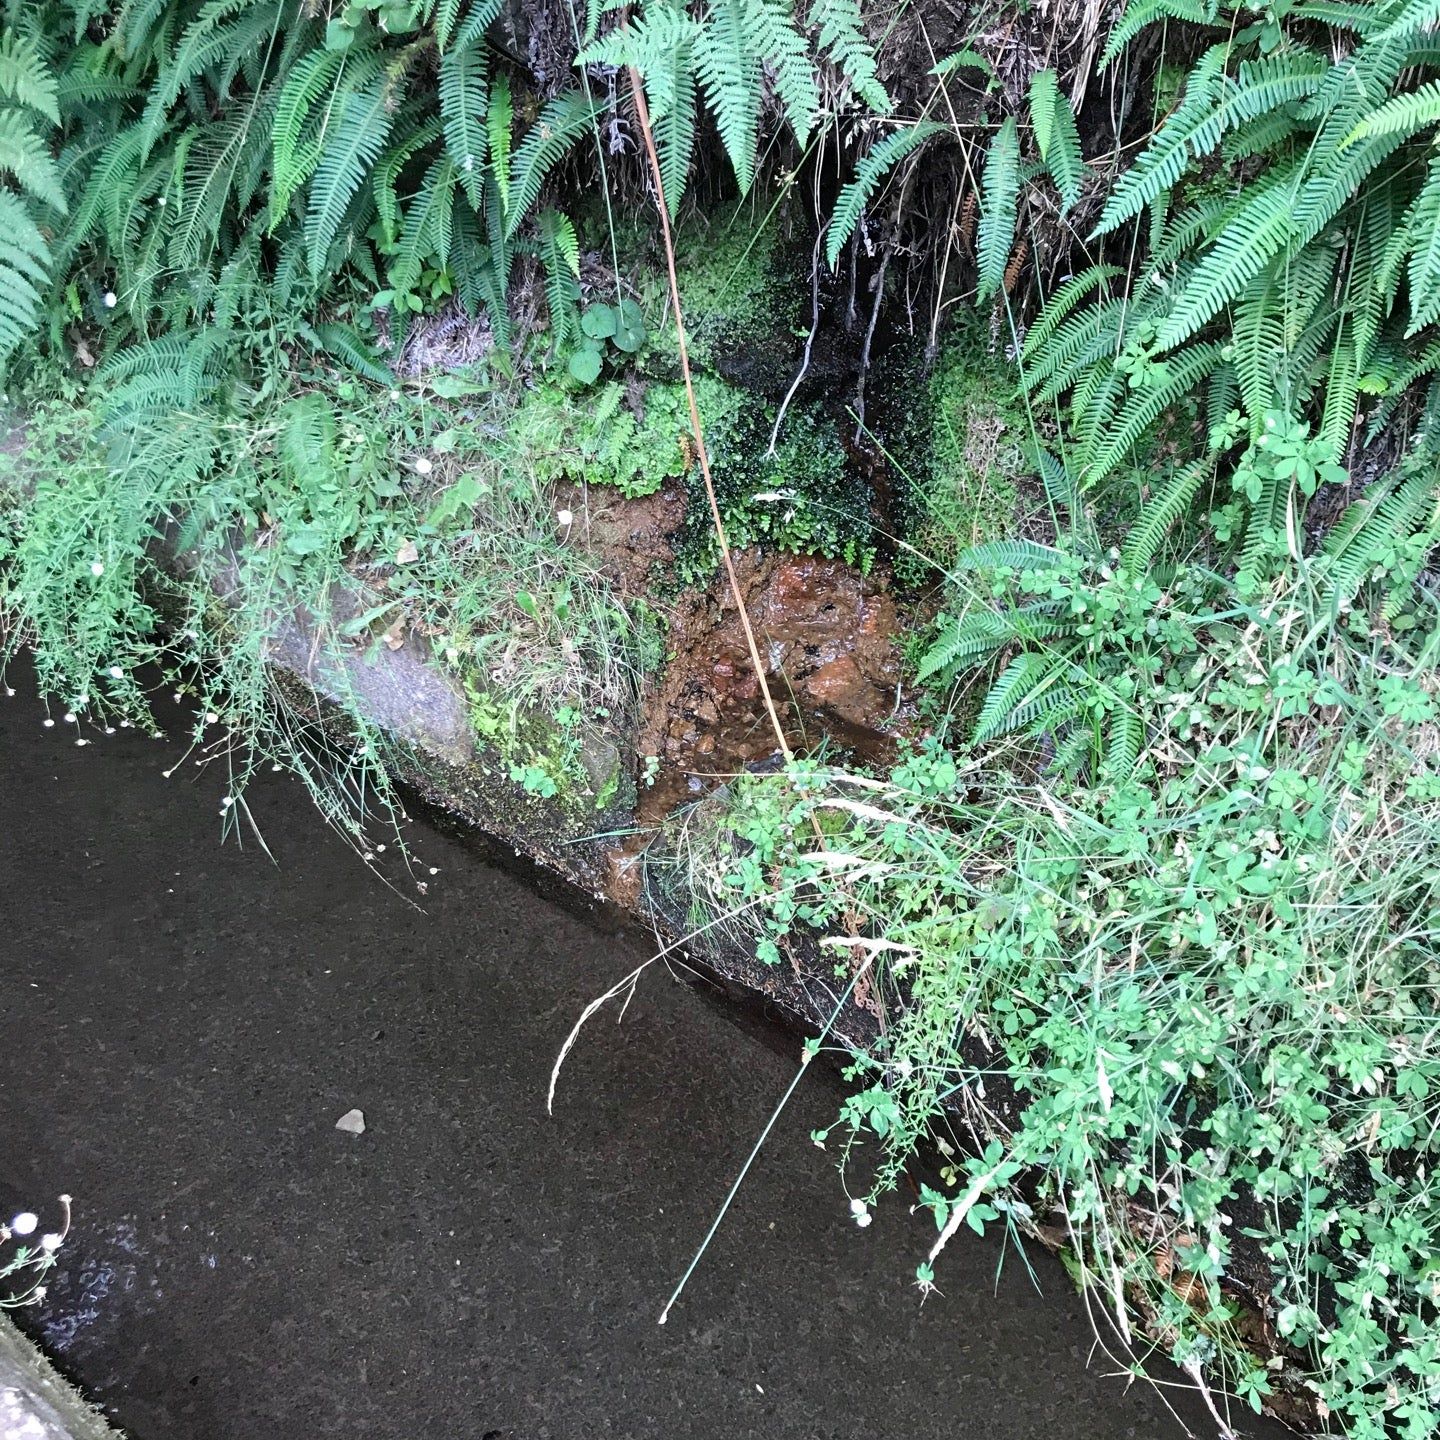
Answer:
[694, 0, 765, 192]
[0, 108, 66, 212]
[1100, 0, 1218, 68]
[0, 31, 60, 125]
[440, 38, 489, 209]
[750, 0, 820, 142]
[538, 207, 580, 345]
[1029, 70, 1084, 212]
[1095, 50, 1324, 237]
[580, 2, 704, 215]
[1318, 328, 1360, 461]
[304, 69, 396, 278]
[306, 321, 394, 385]
[1102, 709, 1143, 783]
[372, 115, 440, 245]
[269, 45, 350, 227]
[1119, 459, 1208, 570]
[976, 117, 1020, 301]
[826, 122, 944, 268]
[1346, 77, 1440, 141]
[1021, 264, 1124, 368]
[486, 72, 512, 219]
[0, 189, 50, 369]
[391, 154, 456, 294]
[1153, 178, 1297, 351]
[949, 539, 1068, 573]
[807, 0, 890, 113]
[1080, 343, 1225, 482]
[974, 652, 1068, 743]
[1405, 152, 1440, 333]
[502, 91, 598, 240]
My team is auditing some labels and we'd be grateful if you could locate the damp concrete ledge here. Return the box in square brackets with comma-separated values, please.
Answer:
[0, 1313, 122, 1440]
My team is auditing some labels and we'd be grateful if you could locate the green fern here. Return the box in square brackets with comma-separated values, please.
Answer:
[0, 188, 50, 368]
[976, 117, 1019, 301]
[807, 0, 890, 113]
[439, 35, 489, 209]
[826, 122, 944, 268]
[1028, 69, 1084, 212]
[304, 68, 396, 278]
[0, 30, 60, 124]
[1119, 459, 1209, 570]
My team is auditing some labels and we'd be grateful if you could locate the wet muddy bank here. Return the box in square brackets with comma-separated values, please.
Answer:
[0, 657, 1249, 1440]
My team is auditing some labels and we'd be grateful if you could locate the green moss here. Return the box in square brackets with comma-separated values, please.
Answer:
[896, 323, 1033, 585]
[672, 202, 802, 382]
[674, 397, 875, 582]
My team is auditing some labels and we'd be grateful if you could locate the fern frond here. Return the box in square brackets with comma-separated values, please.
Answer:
[1022, 265, 1124, 369]
[1029, 69, 1084, 212]
[1404, 152, 1440, 333]
[0, 107, 66, 211]
[826, 122, 944, 268]
[579, 2, 703, 212]
[1095, 51, 1324, 237]
[440, 38, 489, 208]
[1318, 328, 1360, 460]
[502, 90, 598, 240]
[750, 0, 820, 142]
[918, 601, 1070, 683]
[537, 206, 580, 345]
[1120, 459, 1208, 570]
[1101, 0, 1218, 67]
[1318, 462, 1439, 605]
[1346, 77, 1440, 141]
[391, 153, 456, 294]
[269, 44, 350, 227]
[304, 69, 396, 278]
[694, 0, 765, 192]
[974, 651, 1070, 742]
[0, 30, 60, 124]
[372, 114, 439, 244]
[1080, 343, 1225, 483]
[808, 0, 890, 113]
[0, 188, 50, 369]
[1153, 177, 1299, 350]
[976, 117, 1020, 301]
[951, 539, 1068, 574]
[1102, 708, 1143, 783]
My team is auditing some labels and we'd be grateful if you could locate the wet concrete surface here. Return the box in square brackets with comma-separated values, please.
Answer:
[0, 664, 1267, 1440]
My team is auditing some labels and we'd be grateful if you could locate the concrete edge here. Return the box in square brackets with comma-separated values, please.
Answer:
[0, 1312, 122, 1440]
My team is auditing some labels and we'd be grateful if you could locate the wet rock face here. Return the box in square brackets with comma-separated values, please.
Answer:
[637, 548, 903, 820]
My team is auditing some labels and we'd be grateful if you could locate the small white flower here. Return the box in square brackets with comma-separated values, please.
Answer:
[556, 508, 574, 527]
[75, 738, 88, 747]
[42, 718, 54, 728]
[428, 866, 438, 876]
[63, 712, 76, 724]
[157, 196, 166, 208]
[413, 456, 433, 476]
[103, 291, 117, 309]
[104, 727, 115, 736]
[10, 1212, 37, 1236]
[849, 1198, 872, 1227]
[389, 389, 401, 401]
[90, 561, 105, 577]
[32, 1286, 46, 1302]
[205, 712, 218, 725]
[220, 796, 233, 809]
[39, 1233, 61, 1253]
[108, 665, 124, 679]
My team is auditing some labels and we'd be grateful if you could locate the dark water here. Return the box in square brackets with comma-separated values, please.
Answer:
[0, 660, 1268, 1440]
